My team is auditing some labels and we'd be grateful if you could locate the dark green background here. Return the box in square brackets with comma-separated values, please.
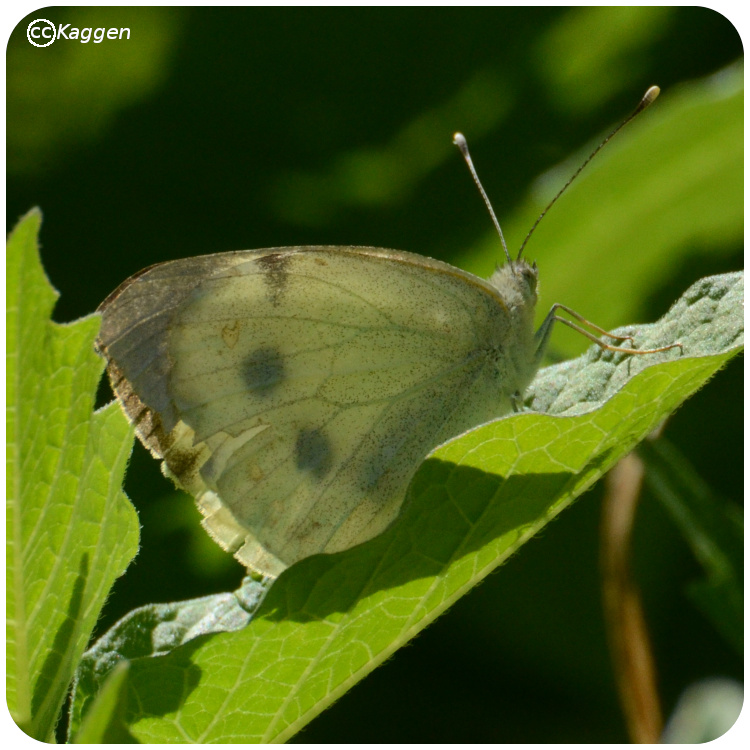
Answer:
[8, 7, 742, 743]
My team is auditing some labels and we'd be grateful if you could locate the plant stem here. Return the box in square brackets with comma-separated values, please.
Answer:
[601, 452, 663, 743]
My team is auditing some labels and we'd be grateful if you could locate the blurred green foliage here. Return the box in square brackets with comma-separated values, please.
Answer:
[8, 8, 182, 175]
[7, 6, 742, 743]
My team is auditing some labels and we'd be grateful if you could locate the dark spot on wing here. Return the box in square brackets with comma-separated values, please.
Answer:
[295, 427, 332, 479]
[242, 347, 284, 396]
[256, 252, 291, 306]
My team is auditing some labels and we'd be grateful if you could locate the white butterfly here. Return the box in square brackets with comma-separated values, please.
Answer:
[97, 246, 541, 578]
[97, 87, 675, 578]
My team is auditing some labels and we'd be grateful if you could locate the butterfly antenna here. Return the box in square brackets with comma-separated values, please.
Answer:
[517, 85, 661, 260]
[453, 132, 513, 266]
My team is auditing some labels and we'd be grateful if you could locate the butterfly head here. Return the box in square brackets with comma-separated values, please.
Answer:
[488, 257, 538, 311]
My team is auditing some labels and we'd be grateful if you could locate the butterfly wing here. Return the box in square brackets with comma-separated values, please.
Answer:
[98, 246, 529, 577]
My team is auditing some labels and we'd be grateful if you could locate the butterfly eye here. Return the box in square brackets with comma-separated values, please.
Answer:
[521, 265, 538, 294]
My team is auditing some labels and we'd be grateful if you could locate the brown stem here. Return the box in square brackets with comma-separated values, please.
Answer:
[601, 452, 663, 743]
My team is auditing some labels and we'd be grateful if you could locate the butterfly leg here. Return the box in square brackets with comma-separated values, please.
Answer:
[511, 391, 522, 412]
[535, 303, 682, 362]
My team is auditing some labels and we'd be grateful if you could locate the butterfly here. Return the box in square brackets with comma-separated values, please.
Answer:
[97, 87, 676, 579]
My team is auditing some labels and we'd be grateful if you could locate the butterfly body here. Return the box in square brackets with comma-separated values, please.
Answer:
[98, 246, 540, 577]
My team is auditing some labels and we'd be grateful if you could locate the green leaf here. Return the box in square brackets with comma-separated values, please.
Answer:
[70, 662, 134, 743]
[80, 271, 741, 742]
[639, 438, 743, 654]
[6, 209, 139, 741]
[525, 271, 743, 414]
[68, 577, 268, 739]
